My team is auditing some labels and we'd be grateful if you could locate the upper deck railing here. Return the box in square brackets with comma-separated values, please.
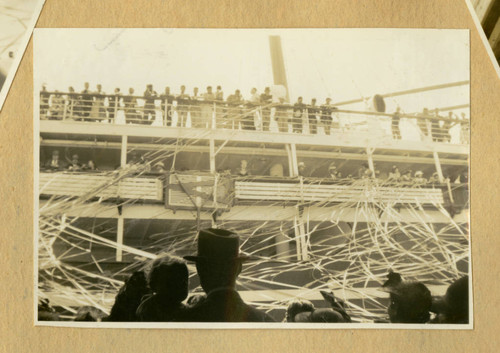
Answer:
[40, 91, 470, 145]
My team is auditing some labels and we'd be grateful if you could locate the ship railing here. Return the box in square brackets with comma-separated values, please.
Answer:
[39, 91, 470, 145]
[39, 170, 469, 208]
[234, 176, 446, 205]
[39, 171, 163, 201]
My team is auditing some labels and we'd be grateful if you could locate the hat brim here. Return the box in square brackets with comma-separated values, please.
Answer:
[183, 255, 250, 263]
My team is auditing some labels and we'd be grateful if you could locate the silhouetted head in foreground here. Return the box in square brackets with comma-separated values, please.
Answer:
[105, 270, 149, 322]
[383, 271, 432, 323]
[285, 300, 315, 322]
[182, 228, 274, 322]
[184, 229, 249, 293]
[286, 299, 348, 323]
[148, 255, 189, 302]
[431, 276, 469, 324]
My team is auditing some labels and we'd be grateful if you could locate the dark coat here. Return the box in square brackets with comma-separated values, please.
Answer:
[136, 294, 187, 322]
[180, 289, 275, 322]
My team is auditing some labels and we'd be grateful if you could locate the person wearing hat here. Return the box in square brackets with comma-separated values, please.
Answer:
[143, 84, 158, 125]
[328, 162, 338, 180]
[292, 96, 305, 133]
[401, 169, 413, 184]
[153, 161, 166, 174]
[414, 170, 427, 185]
[320, 97, 334, 135]
[429, 172, 440, 185]
[181, 228, 275, 322]
[391, 106, 402, 140]
[67, 154, 82, 172]
[259, 87, 273, 131]
[236, 159, 249, 177]
[430, 276, 469, 324]
[298, 162, 307, 177]
[45, 150, 63, 171]
[388, 165, 401, 182]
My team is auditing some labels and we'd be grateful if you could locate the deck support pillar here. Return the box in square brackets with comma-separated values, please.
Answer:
[366, 147, 375, 175]
[116, 216, 124, 262]
[290, 143, 298, 177]
[209, 138, 216, 173]
[120, 135, 128, 167]
[293, 206, 309, 261]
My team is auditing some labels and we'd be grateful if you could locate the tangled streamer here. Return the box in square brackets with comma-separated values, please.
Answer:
[37, 135, 469, 322]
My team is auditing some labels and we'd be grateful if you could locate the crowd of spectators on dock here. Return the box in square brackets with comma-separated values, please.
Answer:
[39, 83, 469, 143]
[38, 228, 469, 324]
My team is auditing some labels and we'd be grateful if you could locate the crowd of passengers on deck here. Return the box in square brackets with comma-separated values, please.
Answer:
[38, 228, 469, 324]
[41, 149, 467, 187]
[39, 83, 469, 143]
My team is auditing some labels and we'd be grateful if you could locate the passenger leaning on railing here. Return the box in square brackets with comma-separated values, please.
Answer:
[201, 86, 215, 129]
[80, 82, 93, 120]
[400, 170, 413, 185]
[160, 87, 173, 127]
[292, 97, 305, 134]
[391, 107, 402, 140]
[431, 108, 442, 142]
[226, 89, 243, 129]
[320, 98, 334, 135]
[49, 91, 64, 120]
[417, 108, 431, 140]
[45, 150, 63, 171]
[190, 87, 202, 128]
[298, 162, 307, 177]
[176, 85, 190, 127]
[90, 84, 107, 121]
[241, 88, 259, 131]
[413, 170, 427, 185]
[65, 87, 78, 119]
[441, 112, 458, 143]
[274, 97, 289, 133]
[67, 154, 82, 171]
[235, 159, 250, 177]
[123, 88, 138, 124]
[308, 98, 319, 134]
[108, 88, 122, 123]
[213, 85, 225, 129]
[388, 165, 401, 182]
[143, 84, 158, 125]
[328, 162, 339, 180]
[260, 87, 273, 132]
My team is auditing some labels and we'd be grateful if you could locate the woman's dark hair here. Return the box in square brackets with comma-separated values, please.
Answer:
[148, 254, 189, 302]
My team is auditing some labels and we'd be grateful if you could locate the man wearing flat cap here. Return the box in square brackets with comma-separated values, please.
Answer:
[181, 228, 275, 322]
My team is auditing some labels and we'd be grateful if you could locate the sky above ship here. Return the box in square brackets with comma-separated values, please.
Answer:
[35, 28, 470, 115]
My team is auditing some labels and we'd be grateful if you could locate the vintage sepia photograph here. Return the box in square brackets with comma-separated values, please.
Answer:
[0, 0, 45, 111]
[34, 28, 470, 327]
